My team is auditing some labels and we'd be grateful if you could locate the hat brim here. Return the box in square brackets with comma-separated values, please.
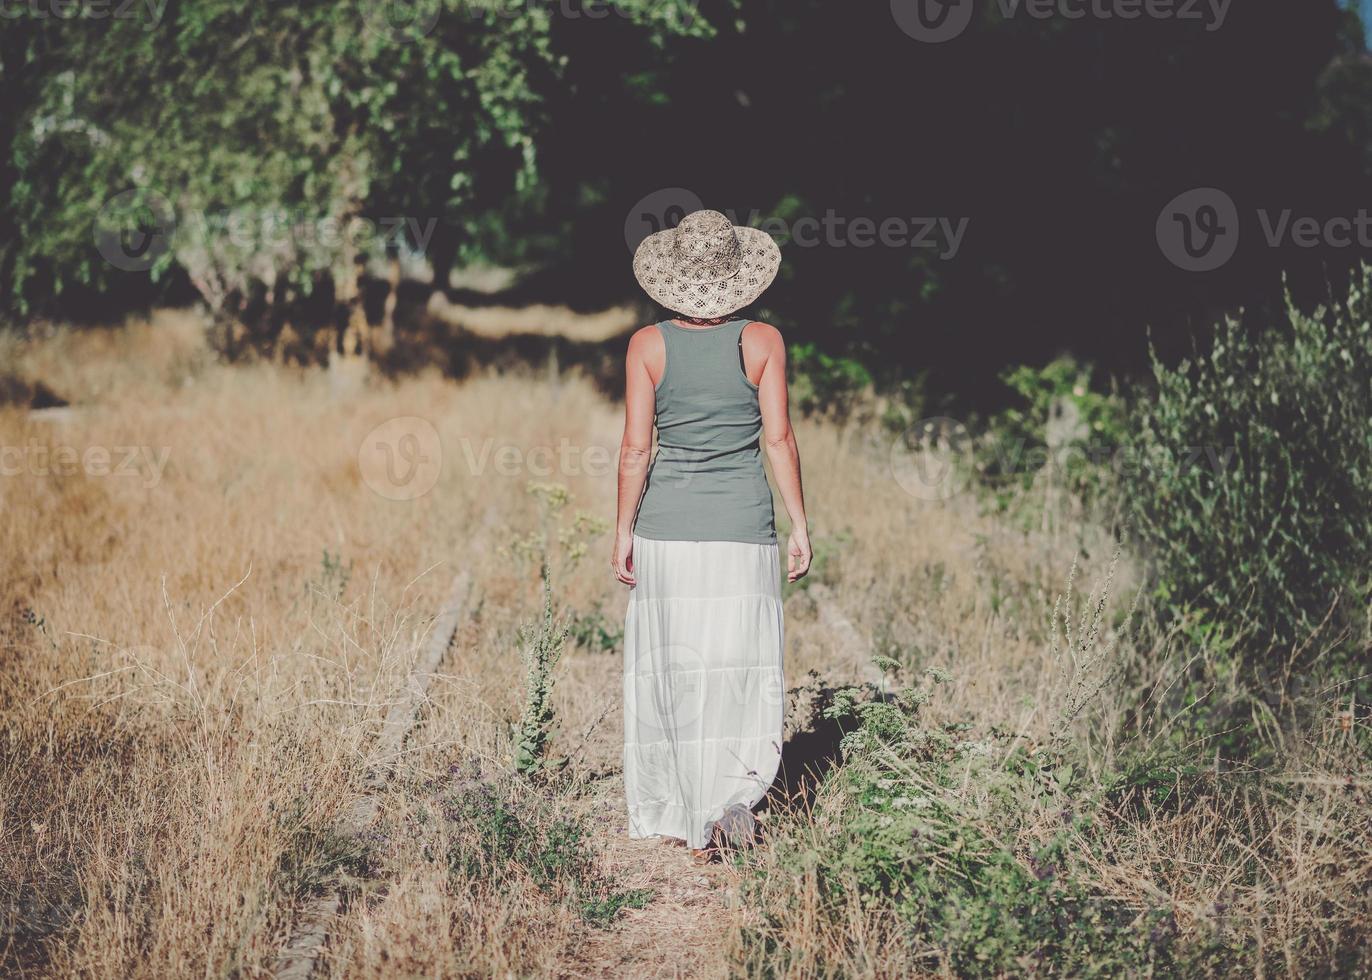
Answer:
[632, 225, 781, 319]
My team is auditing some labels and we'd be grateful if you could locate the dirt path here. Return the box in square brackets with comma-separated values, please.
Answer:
[566, 772, 734, 980]
[555, 644, 738, 980]
[551, 592, 870, 980]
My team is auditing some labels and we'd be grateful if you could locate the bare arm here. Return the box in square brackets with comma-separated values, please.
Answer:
[612, 327, 658, 586]
[754, 324, 812, 582]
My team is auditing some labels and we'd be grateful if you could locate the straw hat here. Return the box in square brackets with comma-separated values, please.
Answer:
[632, 209, 781, 318]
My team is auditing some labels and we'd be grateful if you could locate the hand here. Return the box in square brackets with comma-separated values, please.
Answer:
[786, 528, 812, 583]
[612, 532, 636, 586]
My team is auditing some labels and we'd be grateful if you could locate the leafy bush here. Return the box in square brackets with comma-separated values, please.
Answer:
[998, 358, 1127, 451]
[434, 763, 651, 927]
[736, 560, 1372, 978]
[982, 356, 1126, 509]
[567, 604, 622, 655]
[788, 342, 873, 422]
[740, 671, 1177, 978]
[1121, 270, 1372, 652]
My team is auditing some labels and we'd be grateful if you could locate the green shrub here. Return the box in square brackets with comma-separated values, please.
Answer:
[742, 668, 1176, 978]
[998, 358, 1127, 452]
[982, 356, 1127, 510]
[1121, 270, 1372, 652]
[788, 342, 873, 422]
[435, 764, 651, 927]
[567, 604, 622, 655]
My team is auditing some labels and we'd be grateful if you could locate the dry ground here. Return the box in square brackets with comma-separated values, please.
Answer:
[0, 311, 1174, 978]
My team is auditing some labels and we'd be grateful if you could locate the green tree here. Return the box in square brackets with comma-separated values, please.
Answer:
[4, 0, 705, 350]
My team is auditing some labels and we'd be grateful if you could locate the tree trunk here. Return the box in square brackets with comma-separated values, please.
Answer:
[330, 223, 370, 366]
[428, 224, 458, 295]
[329, 142, 371, 374]
[328, 247, 370, 394]
[373, 255, 400, 357]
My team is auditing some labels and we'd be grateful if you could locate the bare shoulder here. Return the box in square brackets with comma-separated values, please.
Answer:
[626, 323, 664, 358]
[742, 321, 785, 357]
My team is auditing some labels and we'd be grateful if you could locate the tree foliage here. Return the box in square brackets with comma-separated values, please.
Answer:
[3, 1, 1372, 393]
[2, 0, 707, 331]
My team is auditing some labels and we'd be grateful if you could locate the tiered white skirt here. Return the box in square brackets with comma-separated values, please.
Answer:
[623, 535, 785, 848]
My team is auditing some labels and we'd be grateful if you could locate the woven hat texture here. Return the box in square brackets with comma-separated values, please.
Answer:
[633, 209, 781, 318]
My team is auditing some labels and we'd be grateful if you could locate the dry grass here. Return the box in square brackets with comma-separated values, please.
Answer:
[425, 293, 640, 343]
[0, 314, 631, 975]
[2, 313, 1368, 978]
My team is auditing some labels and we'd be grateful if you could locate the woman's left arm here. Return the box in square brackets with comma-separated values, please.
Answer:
[613, 327, 658, 586]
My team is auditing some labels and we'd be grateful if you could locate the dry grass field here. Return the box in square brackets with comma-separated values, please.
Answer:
[2, 313, 1369, 977]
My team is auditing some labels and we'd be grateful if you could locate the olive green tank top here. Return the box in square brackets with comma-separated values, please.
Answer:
[633, 318, 777, 545]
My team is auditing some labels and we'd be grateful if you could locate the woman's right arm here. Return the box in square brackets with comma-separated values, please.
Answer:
[612, 326, 659, 586]
[754, 324, 812, 583]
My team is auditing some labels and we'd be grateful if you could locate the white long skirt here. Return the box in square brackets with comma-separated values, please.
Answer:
[623, 534, 785, 849]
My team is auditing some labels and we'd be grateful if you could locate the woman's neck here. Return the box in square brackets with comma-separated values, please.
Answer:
[674, 315, 731, 327]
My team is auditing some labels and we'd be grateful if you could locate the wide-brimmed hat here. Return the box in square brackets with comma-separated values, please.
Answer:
[632, 209, 781, 319]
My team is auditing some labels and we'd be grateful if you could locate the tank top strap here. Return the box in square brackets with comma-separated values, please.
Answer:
[732, 318, 753, 377]
[654, 319, 677, 384]
[653, 318, 674, 355]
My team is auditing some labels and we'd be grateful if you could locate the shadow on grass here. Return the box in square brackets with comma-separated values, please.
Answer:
[761, 674, 891, 814]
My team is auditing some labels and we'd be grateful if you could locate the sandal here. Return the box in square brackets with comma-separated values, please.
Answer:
[689, 824, 729, 864]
